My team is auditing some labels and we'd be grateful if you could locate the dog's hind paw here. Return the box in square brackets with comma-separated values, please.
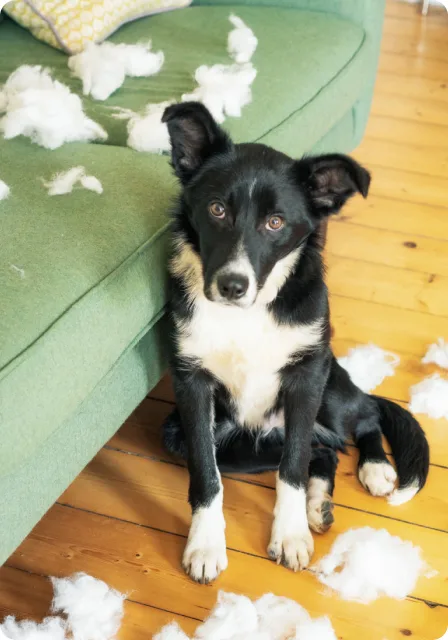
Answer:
[182, 543, 228, 584]
[307, 495, 334, 534]
[358, 461, 397, 497]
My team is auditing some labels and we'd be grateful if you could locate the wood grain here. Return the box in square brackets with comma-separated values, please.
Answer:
[1, 3, 447, 637]
[7, 506, 448, 640]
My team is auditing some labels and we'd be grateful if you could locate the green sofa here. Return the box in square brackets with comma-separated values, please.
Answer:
[0, 0, 385, 565]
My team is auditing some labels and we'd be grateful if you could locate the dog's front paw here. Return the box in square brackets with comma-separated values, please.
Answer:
[268, 527, 314, 571]
[182, 541, 228, 584]
[358, 461, 397, 497]
[307, 496, 334, 534]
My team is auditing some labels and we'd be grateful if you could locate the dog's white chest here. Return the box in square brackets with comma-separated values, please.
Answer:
[178, 299, 322, 428]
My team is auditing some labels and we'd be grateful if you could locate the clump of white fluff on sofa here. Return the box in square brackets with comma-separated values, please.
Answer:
[182, 63, 257, 124]
[51, 572, 125, 640]
[113, 100, 173, 154]
[338, 343, 400, 393]
[227, 14, 258, 64]
[44, 167, 103, 196]
[153, 592, 337, 640]
[0, 66, 107, 149]
[68, 41, 164, 101]
[314, 527, 426, 604]
[409, 374, 448, 420]
[422, 338, 448, 369]
[0, 179, 10, 201]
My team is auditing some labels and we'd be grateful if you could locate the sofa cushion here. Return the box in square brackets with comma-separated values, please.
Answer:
[0, 6, 367, 152]
[0, 139, 174, 477]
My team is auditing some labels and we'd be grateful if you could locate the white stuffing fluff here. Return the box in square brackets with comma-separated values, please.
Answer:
[68, 42, 164, 101]
[0, 179, 10, 200]
[314, 527, 425, 603]
[0, 65, 107, 149]
[152, 623, 190, 640]
[44, 166, 86, 196]
[182, 63, 257, 124]
[254, 594, 310, 639]
[338, 343, 400, 393]
[227, 14, 258, 64]
[80, 175, 103, 194]
[195, 592, 258, 639]
[153, 592, 337, 639]
[422, 338, 448, 369]
[51, 572, 125, 640]
[0, 616, 66, 640]
[409, 374, 448, 420]
[113, 101, 173, 154]
[44, 167, 102, 196]
[291, 617, 337, 640]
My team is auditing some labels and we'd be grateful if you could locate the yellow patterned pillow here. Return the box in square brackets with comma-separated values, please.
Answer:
[3, 0, 192, 53]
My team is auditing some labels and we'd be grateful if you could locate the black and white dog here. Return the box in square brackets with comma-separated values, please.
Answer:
[160, 102, 430, 584]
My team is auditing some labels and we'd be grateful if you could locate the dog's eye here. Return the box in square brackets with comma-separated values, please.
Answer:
[209, 202, 226, 219]
[266, 215, 284, 232]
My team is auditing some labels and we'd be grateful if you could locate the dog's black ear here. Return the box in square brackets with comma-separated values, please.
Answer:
[162, 102, 233, 184]
[295, 154, 370, 217]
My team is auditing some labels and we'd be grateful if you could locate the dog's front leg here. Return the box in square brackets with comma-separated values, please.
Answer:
[173, 367, 227, 583]
[268, 354, 327, 571]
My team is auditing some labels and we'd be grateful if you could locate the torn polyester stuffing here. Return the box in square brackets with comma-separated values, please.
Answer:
[227, 14, 258, 64]
[44, 167, 103, 196]
[68, 41, 164, 101]
[182, 63, 257, 124]
[0, 179, 10, 200]
[422, 338, 448, 369]
[113, 101, 173, 154]
[154, 591, 337, 640]
[337, 343, 400, 393]
[0, 66, 107, 149]
[409, 374, 448, 420]
[314, 526, 426, 603]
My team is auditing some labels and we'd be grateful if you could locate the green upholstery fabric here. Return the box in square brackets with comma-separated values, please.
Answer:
[0, 7, 367, 152]
[0, 0, 385, 564]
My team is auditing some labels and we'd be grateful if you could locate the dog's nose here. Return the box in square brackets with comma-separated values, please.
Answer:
[217, 273, 249, 300]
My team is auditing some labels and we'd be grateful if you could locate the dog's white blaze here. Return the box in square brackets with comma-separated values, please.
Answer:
[215, 246, 258, 306]
[179, 300, 322, 428]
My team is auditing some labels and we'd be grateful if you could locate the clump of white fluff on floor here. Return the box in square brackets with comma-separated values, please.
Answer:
[113, 101, 173, 154]
[51, 572, 125, 640]
[0, 179, 10, 200]
[182, 63, 257, 124]
[338, 343, 400, 393]
[44, 167, 103, 196]
[228, 15, 258, 64]
[153, 623, 190, 640]
[409, 374, 448, 420]
[422, 338, 448, 369]
[153, 592, 337, 640]
[0, 616, 66, 640]
[314, 527, 425, 603]
[196, 592, 258, 639]
[0, 65, 107, 149]
[68, 41, 164, 101]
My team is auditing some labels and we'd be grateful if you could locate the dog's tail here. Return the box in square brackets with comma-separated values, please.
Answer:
[373, 395, 429, 505]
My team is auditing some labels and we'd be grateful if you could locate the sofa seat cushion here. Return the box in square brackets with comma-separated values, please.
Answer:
[0, 6, 368, 153]
[0, 139, 174, 477]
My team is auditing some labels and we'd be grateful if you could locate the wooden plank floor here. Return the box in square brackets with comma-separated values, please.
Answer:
[1, 1, 448, 638]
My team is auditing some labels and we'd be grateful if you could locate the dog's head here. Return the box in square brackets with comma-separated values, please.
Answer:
[163, 102, 370, 307]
